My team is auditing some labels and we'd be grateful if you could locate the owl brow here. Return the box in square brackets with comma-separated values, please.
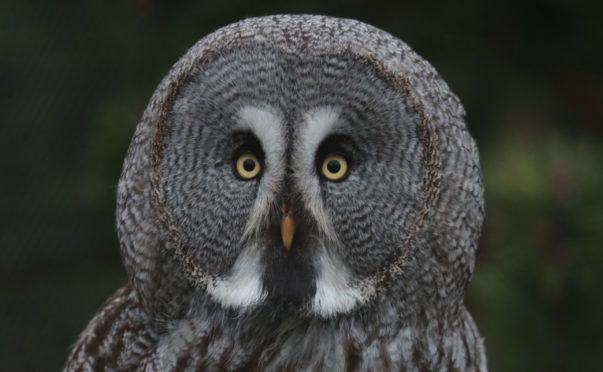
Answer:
[230, 131, 265, 160]
[315, 135, 357, 162]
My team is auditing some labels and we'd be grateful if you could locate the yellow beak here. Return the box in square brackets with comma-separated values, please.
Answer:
[280, 202, 296, 252]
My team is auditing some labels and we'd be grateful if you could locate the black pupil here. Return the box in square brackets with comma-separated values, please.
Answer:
[243, 158, 256, 172]
[327, 159, 341, 174]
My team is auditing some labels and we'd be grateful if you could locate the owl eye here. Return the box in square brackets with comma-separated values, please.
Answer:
[235, 151, 262, 179]
[321, 153, 349, 181]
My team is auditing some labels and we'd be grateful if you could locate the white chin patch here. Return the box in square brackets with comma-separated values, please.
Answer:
[207, 244, 267, 308]
[311, 247, 365, 318]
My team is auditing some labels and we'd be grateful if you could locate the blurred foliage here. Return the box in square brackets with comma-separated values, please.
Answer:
[0, 0, 601, 371]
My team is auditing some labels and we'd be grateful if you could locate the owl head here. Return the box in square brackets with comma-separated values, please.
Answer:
[117, 15, 484, 321]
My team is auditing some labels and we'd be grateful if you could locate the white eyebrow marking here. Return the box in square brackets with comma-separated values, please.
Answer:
[236, 105, 286, 169]
[292, 106, 342, 240]
[304, 106, 341, 146]
[235, 105, 286, 237]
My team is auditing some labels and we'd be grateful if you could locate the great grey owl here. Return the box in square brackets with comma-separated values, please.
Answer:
[64, 15, 486, 371]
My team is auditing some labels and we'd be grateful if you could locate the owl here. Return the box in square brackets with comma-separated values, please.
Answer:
[64, 15, 486, 371]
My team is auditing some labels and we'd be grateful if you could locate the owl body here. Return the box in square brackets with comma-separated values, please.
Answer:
[65, 15, 486, 371]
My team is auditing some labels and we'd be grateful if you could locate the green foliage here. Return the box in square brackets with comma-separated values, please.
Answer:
[469, 135, 603, 371]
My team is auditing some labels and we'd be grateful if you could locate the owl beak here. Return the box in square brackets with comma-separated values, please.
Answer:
[280, 201, 296, 252]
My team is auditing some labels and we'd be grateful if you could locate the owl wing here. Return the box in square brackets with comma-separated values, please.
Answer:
[63, 286, 158, 371]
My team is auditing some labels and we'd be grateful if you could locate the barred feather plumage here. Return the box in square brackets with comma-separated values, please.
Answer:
[65, 15, 487, 371]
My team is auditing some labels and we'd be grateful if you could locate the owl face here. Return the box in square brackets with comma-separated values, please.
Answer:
[69, 16, 486, 372]
[157, 44, 424, 317]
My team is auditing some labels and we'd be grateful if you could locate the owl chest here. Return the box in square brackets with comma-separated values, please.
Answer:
[139, 316, 485, 372]
[141, 318, 428, 372]
[141, 317, 355, 371]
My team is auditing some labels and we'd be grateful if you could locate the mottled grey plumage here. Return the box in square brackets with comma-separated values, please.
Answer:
[65, 15, 486, 371]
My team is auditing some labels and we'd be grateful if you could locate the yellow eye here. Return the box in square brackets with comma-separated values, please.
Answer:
[321, 153, 349, 181]
[235, 152, 262, 179]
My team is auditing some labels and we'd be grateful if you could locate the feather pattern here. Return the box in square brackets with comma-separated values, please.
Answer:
[65, 15, 486, 371]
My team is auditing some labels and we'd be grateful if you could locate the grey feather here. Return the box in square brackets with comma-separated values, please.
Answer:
[65, 14, 486, 371]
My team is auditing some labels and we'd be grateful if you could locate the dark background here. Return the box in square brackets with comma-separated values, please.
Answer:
[1, 1, 602, 371]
